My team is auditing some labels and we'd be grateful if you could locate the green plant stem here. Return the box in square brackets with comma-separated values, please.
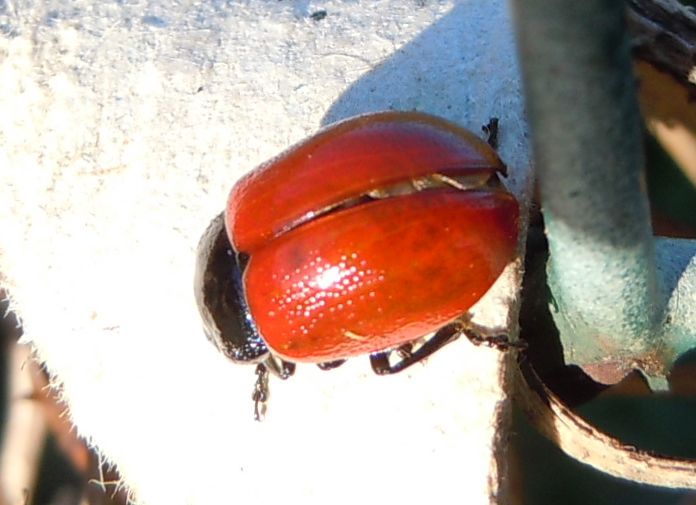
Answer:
[512, 0, 682, 383]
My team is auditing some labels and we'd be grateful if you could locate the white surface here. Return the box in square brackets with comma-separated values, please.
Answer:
[0, 1, 531, 504]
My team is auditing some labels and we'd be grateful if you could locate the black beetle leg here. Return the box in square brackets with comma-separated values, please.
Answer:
[482, 117, 499, 149]
[264, 354, 296, 379]
[251, 355, 296, 422]
[458, 316, 527, 351]
[395, 342, 413, 360]
[370, 323, 461, 375]
[317, 359, 346, 371]
[252, 363, 270, 422]
[462, 327, 527, 351]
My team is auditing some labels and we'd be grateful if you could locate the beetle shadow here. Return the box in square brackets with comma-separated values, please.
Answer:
[319, 3, 524, 180]
[321, 3, 498, 124]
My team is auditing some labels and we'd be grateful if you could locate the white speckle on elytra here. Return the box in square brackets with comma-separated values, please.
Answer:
[344, 330, 368, 341]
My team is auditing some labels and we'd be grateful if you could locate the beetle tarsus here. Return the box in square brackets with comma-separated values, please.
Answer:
[250, 356, 296, 421]
[252, 363, 270, 422]
[458, 317, 527, 351]
[464, 329, 527, 351]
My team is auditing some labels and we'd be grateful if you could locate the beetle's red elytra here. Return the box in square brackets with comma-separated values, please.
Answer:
[194, 111, 519, 419]
[227, 111, 506, 253]
[246, 189, 516, 362]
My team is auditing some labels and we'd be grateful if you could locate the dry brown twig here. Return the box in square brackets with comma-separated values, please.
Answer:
[514, 358, 696, 489]
[628, 0, 696, 88]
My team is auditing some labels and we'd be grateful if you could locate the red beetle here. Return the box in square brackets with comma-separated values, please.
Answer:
[195, 111, 519, 419]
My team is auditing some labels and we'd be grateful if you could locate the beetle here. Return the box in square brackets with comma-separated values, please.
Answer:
[194, 111, 519, 420]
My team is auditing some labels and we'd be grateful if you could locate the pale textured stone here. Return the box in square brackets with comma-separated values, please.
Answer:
[0, 1, 531, 503]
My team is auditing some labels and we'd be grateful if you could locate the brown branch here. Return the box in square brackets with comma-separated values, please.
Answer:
[628, 0, 696, 88]
[514, 358, 696, 489]
[0, 344, 47, 505]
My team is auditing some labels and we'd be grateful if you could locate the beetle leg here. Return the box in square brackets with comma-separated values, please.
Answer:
[462, 328, 527, 351]
[369, 323, 461, 375]
[395, 342, 413, 360]
[251, 356, 296, 422]
[264, 354, 296, 379]
[317, 359, 346, 371]
[252, 363, 270, 422]
[482, 117, 499, 149]
[459, 317, 527, 351]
